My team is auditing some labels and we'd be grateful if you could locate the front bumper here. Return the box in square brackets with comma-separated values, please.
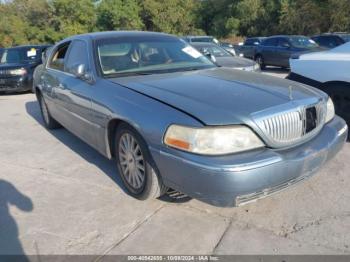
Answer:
[151, 116, 348, 207]
[0, 75, 32, 93]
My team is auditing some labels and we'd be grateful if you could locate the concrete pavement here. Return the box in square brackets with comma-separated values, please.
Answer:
[1, 73, 350, 256]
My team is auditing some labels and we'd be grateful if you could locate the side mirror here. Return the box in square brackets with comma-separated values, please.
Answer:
[70, 64, 94, 83]
[204, 52, 216, 63]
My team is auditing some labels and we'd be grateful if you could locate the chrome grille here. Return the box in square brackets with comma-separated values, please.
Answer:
[254, 100, 326, 147]
[262, 111, 303, 143]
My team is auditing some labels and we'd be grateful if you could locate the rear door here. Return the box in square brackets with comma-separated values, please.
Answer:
[275, 37, 293, 67]
[243, 39, 254, 59]
[261, 38, 278, 65]
[59, 39, 98, 147]
[44, 42, 72, 123]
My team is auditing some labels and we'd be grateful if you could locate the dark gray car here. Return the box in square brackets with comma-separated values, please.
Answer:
[34, 31, 347, 207]
[239, 37, 266, 59]
[191, 42, 259, 72]
[255, 35, 323, 69]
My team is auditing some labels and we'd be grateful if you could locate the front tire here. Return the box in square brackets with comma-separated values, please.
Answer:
[115, 123, 168, 200]
[255, 54, 266, 70]
[38, 93, 61, 129]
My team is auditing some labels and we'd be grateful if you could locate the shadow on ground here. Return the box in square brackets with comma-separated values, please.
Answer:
[0, 179, 33, 260]
[25, 101, 191, 204]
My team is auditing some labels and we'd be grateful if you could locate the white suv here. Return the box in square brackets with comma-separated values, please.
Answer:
[288, 42, 350, 124]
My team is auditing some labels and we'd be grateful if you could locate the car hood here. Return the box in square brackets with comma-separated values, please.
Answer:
[215, 56, 256, 68]
[297, 49, 350, 61]
[0, 63, 27, 69]
[110, 68, 325, 125]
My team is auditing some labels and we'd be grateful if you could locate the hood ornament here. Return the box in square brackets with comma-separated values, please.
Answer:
[288, 86, 293, 100]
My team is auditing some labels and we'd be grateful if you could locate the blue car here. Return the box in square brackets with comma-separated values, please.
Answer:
[34, 31, 348, 207]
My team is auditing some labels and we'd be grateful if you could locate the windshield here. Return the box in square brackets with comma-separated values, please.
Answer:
[97, 37, 215, 77]
[0, 47, 42, 64]
[288, 37, 319, 49]
[195, 45, 231, 57]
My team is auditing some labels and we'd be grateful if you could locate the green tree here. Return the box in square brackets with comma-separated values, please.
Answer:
[278, 0, 329, 35]
[329, 0, 350, 32]
[96, 0, 144, 30]
[140, 0, 201, 35]
[50, 0, 97, 40]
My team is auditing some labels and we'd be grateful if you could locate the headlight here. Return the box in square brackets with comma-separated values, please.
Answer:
[164, 125, 264, 155]
[325, 97, 335, 123]
[9, 68, 27, 76]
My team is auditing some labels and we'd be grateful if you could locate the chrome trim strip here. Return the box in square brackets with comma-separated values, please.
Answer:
[338, 124, 348, 137]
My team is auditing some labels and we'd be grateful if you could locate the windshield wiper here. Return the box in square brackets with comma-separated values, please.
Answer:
[105, 71, 154, 78]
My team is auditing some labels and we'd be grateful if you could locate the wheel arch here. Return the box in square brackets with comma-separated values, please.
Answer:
[106, 118, 143, 159]
[322, 81, 350, 89]
[254, 53, 262, 60]
[34, 86, 42, 100]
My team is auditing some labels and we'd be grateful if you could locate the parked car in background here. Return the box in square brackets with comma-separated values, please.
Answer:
[255, 35, 323, 69]
[312, 33, 350, 49]
[239, 37, 266, 59]
[191, 42, 259, 72]
[0, 45, 50, 93]
[219, 42, 237, 56]
[288, 41, 350, 126]
[182, 35, 220, 44]
[34, 31, 347, 207]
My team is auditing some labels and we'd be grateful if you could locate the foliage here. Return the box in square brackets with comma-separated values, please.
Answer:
[0, 0, 350, 47]
[96, 0, 143, 31]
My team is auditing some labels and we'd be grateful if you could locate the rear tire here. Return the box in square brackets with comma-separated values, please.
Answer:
[115, 123, 168, 200]
[322, 83, 350, 125]
[38, 93, 61, 129]
[255, 54, 266, 70]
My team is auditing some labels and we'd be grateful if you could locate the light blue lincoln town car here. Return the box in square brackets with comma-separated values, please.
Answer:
[33, 31, 348, 206]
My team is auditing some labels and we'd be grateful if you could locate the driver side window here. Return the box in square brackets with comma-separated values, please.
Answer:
[64, 40, 89, 74]
[48, 42, 70, 71]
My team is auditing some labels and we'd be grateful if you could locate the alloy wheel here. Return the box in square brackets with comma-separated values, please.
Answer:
[118, 133, 146, 190]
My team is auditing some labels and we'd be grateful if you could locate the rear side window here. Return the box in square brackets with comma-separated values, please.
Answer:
[262, 38, 278, 46]
[48, 43, 70, 71]
[65, 40, 89, 73]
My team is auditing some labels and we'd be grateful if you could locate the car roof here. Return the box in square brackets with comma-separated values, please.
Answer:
[246, 37, 266, 40]
[190, 42, 218, 47]
[313, 33, 349, 37]
[184, 35, 214, 39]
[267, 35, 308, 38]
[63, 31, 179, 42]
